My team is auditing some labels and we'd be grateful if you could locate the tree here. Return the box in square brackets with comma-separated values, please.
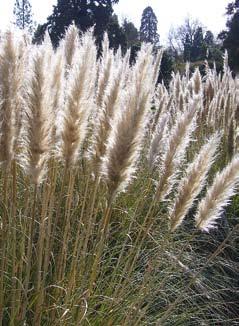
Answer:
[139, 6, 159, 45]
[158, 49, 175, 86]
[219, 0, 239, 72]
[122, 18, 140, 62]
[34, 0, 119, 47]
[168, 19, 221, 63]
[204, 30, 217, 60]
[122, 19, 139, 48]
[191, 27, 204, 60]
[183, 33, 192, 61]
[168, 17, 203, 54]
[167, 18, 223, 74]
[107, 15, 127, 51]
[225, 0, 239, 15]
[13, 0, 34, 33]
[204, 30, 214, 47]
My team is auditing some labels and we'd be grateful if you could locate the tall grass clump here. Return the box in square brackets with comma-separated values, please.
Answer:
[0, 26, 239, 325]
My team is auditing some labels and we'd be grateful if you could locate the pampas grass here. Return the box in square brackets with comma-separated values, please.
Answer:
[0, 26, 239, 325]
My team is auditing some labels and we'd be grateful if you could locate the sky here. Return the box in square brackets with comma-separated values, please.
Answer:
[0, 0, 230, 44]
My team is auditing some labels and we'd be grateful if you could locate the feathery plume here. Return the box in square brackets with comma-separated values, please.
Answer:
[170, 134, 220, 231]
[101, 45, 155, 201]
[151, 94, 167, 134]
[155, 96, 200, 201]
[0, 31, 23, 167]
[23, 47, 53, 185]
[178, 92, 185, 112]
[152, 49, 163, 87]
[91, 54, 129, 172]
[148, 113, 169, 171]
[60, 31, 97, 167]
[205, 78, 215, 105]
[62, 24, 80, 70]
[192, 68, 202, 95]
[173, 72, 181, 102]
[96, 34, 114, 108]
[195, 155, 239, 231]
[223, 92, 232, 132]
[50, 50, 65, 146]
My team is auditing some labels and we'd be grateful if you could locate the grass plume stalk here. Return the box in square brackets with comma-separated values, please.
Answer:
[0, 31, 25, 324]
[89, 45, 156, 291]
[19, 45, 54, 322]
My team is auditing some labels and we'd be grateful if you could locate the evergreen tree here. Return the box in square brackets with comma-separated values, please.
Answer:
[13, 0, 34, 33]
[122, 19, 139, 48]
[34, 0, 119, 47]
[204, 30, 214, 47]
[183, 33, 192, 61]
[219, 0, 239, 72]
[107, 15, 127, 51]
[122, 19, 140, 62]
[139, 6, 159, 45]
[203, 30, 215, 59]
[158, 49, 174, 86]
[191, 27, 204, 60]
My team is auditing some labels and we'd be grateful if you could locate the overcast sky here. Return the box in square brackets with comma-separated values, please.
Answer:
[0, 0, 229, 44]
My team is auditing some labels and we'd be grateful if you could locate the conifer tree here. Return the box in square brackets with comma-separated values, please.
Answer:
[122, 19, 139, 48]
[13, 0, 34, 33]
[183, 33, 192, 61]
[191, 27, 204, 60]
[140, 6, 159, 45]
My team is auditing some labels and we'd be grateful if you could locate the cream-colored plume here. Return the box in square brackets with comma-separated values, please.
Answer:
[148, 113, 169, 171]
[170, 134, 220, 231]
[0, 31, 24, 167]
[155, 96, 200, 202]
[23, 46, 54, 185]
[60, 30, 97, 167]
[101, 44, 156, 201]
[195, 155, 239, 232]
